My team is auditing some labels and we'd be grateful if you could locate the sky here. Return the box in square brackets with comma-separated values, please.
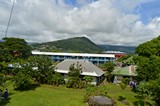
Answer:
[0, 0, 160, 46]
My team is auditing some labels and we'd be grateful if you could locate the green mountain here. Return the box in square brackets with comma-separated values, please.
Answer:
[31, 37, 103, 53]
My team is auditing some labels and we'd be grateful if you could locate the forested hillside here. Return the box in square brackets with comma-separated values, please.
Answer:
[31, 37, 103, 53]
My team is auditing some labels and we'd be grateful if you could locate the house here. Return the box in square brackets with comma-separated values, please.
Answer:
[112, 65, 137, 84]
[54, 59, 105, 85]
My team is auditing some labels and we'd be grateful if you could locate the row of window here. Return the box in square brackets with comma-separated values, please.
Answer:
[50, 55, 115, 64]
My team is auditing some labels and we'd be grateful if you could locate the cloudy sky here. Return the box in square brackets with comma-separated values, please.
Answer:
[0, 0, 160, 46]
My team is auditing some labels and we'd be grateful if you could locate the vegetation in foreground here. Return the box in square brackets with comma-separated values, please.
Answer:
[1, 83, 87, 106]
[0, 82, 145, 106]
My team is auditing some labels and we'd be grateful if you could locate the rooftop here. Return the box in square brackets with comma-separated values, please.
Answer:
[112, 65, 137, 76]
[55, 59, 104, 77]
[32, 51, 115, 58]
[104, 51, 126, 54]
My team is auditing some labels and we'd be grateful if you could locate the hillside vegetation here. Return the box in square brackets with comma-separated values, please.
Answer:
[31, 37, 103, 53]
[99, 45, 136, 54]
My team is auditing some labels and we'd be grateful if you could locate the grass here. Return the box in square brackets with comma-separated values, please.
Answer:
[102, 83, 138, 106]
[1, 84, 87, 106]
[101, 83, 154, 106]
[1, 82, 153, 106]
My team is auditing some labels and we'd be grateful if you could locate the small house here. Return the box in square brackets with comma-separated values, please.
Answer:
[54, 59, 105, 85]
[112, 65, 137, 84]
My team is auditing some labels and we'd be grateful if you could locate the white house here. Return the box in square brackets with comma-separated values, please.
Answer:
[54, 59, 105, 85]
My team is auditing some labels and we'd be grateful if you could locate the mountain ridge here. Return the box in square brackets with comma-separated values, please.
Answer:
[31, 37, 103, 53]
[31, 37, 136, 54]
[99, 45, 136, 54]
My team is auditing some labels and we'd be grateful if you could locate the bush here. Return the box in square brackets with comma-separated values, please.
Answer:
[12, 72, 32, 90]
[51, 73, 65, 86]
[84, 85, 110, 103]
[84, 85, 97, 102]
[66, 77, 81, 88]
[119, 82, 127, 90]
[122, 78, 129, 85]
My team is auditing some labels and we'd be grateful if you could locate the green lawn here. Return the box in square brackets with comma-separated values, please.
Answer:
[1, 83, 152, 106]
[102, 83, 138, 106]
[101, 83, 154, 106]
[1, 84, 87, 106]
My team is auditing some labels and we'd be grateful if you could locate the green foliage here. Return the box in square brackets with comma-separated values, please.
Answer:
[50, 72, 65, 86]
[119, 82, 127, 90]
[136, 36, 160, 57]
[101, 62, 114, 73]
[84, 86, 97, 103]
[136, 81, 153, 105]
[0, 74, 4, 87]
[28, 56, 54, 84]
[135, 36, 160, 105]
[0, 61, 9, 75]
[66, 62, 84, 88]
[118, 96, 126, 101]
[83, 76, 93, 85]
[117, 55, 131, 62]
[119, 78, 130, 90]
[135, 55, 160, 81]
[68, 63, 82, 77]
[12, 71, 32, 90]
[122, 78, 130, 85]
[144, 78, 160, 105]
[101, 62, 114, 82]
[84, 85, 109, 103]
[11, 59, 34, 90]
[32, 37, 103, 53]
[66, 77, 81, 88]
[2, 37, 32, 59]
[134, 36, 160, 81]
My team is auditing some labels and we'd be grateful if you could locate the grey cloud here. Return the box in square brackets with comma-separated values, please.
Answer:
[0, 0, 160, 46]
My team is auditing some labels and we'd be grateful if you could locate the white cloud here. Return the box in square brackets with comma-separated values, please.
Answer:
[0, 0, 160, 46]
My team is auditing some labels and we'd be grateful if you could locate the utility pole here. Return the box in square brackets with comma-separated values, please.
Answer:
[4, 0, 16, 38]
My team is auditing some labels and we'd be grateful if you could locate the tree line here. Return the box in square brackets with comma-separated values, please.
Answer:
[133, 36, 160, 105]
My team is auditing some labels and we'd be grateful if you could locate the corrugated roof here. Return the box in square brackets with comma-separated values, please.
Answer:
[32, 51, 115, 58]
[112, 65, 137, 76]
[55, 59, 104, 77]
[104, 51, 126, 54]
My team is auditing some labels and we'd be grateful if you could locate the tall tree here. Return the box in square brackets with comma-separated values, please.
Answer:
[135, 36, 160, 81]
[12, 59, 34, 90]
[66, 62, 82, 88]
[134, 36, 160, 105]
[28, 56, 54, 84]
[2, 37, 32, 59]
[136, 36, 160, 57]
[101, 62, 114, 82]
[136, 55, 160, 81]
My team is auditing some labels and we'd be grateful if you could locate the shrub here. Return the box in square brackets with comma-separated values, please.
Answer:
[12, 72, 32, 90]
[119, 82, 127, 90]
[51, 73, 65, 86]
[122, 78, 130, 85]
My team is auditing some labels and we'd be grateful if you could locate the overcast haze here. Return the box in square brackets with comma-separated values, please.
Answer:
[0, 0, 160, 46]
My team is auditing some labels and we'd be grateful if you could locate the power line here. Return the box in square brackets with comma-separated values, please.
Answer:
[5, 0, 16, 38]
